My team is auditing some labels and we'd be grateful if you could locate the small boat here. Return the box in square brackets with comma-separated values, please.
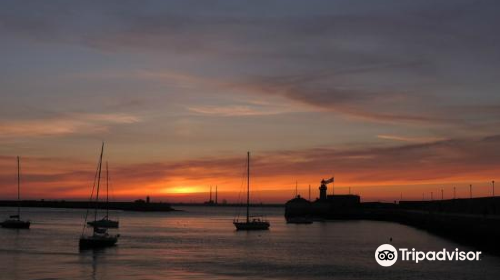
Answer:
[233, 152, 270, 231]
[234, 217, 270, 230]
[79, 143, 119, 249]
[1, 215, 31, 229]
[1, 157, 30, 229]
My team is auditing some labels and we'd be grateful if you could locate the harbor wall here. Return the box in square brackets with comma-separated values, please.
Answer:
[285, 196, 500, 254]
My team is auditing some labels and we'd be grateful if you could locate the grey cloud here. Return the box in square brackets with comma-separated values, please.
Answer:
[1, 0, 500, 128]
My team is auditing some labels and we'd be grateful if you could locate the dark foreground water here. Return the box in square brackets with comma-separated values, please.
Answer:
[0, 206, 499, 280]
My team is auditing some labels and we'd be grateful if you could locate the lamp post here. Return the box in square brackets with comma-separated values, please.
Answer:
[469, 184, 472, 199]
[493, 181, 495, 197]
[453, 187, 456, 199]
[441, 189, 444, 200]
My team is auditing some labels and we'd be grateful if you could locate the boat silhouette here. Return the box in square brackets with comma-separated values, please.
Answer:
[1, 156, 30, 229]
[233, 152, 270, 231]
[86, 161, 119, 229]
[79, 143, 119, 249]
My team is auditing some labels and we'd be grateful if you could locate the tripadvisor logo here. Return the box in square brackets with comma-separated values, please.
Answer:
[375, 244, 398, 267]
[375, 244, 482, 267]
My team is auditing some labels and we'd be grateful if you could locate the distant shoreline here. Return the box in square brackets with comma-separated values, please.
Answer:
[0, 200, 286, 211]
[0, 200, 176, 212]
[171, 202, 284, 207]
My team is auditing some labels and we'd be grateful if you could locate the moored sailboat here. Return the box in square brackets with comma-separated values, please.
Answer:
[87, 161, 119, 228]
[1, 156, 30, 229]
[79, 143, 119, 249]
[233, 152, 270, 231]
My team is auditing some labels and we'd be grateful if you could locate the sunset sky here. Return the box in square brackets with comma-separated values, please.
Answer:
[1, 0, 500, 203]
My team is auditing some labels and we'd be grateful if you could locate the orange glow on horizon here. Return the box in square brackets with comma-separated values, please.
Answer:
[161, 186, 204, 194]
[11, 175, 497, 204]
[2, 135, 500, 203]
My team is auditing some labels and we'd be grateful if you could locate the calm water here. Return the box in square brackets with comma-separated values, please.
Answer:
[0, 206, 499, 280]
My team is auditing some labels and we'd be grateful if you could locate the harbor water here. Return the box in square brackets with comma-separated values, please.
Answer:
[0, 206, 499, 280]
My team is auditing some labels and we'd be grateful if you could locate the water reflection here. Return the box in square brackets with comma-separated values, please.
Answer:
[0, 206, 499, 280]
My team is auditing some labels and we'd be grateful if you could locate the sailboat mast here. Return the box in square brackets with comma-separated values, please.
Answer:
[94, 142, 104, 222]
[247, 151, 250, 223]
[106, 161, 109, 218]
[17, 156, 20, 220]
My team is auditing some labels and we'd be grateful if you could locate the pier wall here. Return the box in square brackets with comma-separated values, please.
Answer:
[285, 196, 500, 254]
[0, 200, 174, 212]
[399, 197, 500, 215]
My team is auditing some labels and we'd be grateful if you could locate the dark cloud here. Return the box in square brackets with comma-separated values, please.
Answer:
[3, 0, 499, 62]
[2, 0, 500, 127]
[235, 69, 450, 125]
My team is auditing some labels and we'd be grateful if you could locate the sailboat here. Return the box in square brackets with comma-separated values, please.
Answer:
[79, 143, 119, 249]
[87, 161, 119, 228]
[1, 156, 31, 229]
[233, 152, 270, 230]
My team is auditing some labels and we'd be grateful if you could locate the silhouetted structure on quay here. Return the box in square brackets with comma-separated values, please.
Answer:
[285, 195, 311, 218]
[285, 178, 361, 220]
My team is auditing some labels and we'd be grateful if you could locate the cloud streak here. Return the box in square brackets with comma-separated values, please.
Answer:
[0, 113, 140, 139]
[377, 134, 447, 143]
